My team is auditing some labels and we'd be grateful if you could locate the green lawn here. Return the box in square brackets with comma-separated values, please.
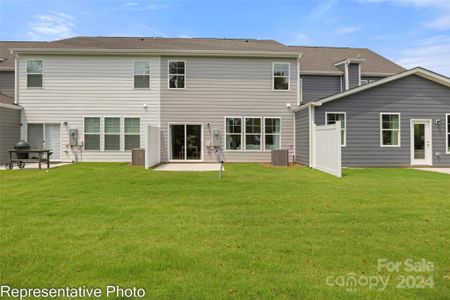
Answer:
[1, 163, 449, 299]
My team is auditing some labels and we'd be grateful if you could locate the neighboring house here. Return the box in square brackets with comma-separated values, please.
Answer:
[0, 42, 31, 164]
[3, 36, 450, 167]
[295, 68, 450, 167]
[289, 46, 405, 103]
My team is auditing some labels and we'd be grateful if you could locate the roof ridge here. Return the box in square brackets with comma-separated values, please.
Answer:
[289, 45, 369, 50]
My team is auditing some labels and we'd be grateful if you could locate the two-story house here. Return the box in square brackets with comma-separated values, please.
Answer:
[4, 36, 450, 167]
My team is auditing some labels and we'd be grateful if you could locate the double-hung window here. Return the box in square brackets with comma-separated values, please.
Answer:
[168, 61, 185, 89]
[273, 63, 289, 90]
[125, 118, 140, 150]
[104, 117, 121, 150]
[326, 113, 346, 146]
[264, 118, 281, 150]
[225, 118, 242, 150]
[27, 60, 43, 88]
[84, 117, 101, 150]
[134, 61, 150, 88]
[446, 114, 450, 153]
[380, 113, 400, 147]
[245, 117, 262, 150]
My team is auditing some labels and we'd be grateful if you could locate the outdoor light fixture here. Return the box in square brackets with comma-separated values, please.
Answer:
[435, 119, 441, 125]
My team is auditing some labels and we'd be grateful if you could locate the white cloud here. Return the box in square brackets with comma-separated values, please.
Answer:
[395, 36, 450, 76]
[305, 0, 337, 21]
[359, 0, 450, 29]
[28, 12, 76, 40]
[119, 0, 172, 11]
[335, 26, 359, 34]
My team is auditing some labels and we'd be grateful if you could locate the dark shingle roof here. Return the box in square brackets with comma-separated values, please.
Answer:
[0, 91, 14, 105]
[23, 36, 298, 53]
[289, 46, 405, 75]
[0, 41, 50, 70]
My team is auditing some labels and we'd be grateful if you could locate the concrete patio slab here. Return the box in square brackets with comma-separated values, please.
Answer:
[154, 163, 223, 172]
[1, 163, 71, 171]
[414, 168, 450, 175]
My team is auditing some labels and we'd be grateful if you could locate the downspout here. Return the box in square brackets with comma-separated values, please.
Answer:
[297, 54, 302, 106]
[308, 104, 315, 168]
[293, 54, 302, 163]
[14, 55, 19, 104]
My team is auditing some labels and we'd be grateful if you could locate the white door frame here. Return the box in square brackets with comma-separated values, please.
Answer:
[27, 122, 62, 160]
[410, 119, 432, 166]
[168, 123, 204, 162]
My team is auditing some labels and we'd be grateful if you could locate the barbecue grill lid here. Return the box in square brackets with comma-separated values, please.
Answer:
[15, 140, 31, 149]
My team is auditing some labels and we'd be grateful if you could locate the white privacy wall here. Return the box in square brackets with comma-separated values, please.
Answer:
[17, 55, 161, 162]
[145, 125, 160, 168]
[312, 122, 342, 177]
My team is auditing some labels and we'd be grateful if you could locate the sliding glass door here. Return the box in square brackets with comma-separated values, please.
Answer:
[170, 124, 202, 161]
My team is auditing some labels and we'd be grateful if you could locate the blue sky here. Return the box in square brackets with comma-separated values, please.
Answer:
[1, 0, 449, 75]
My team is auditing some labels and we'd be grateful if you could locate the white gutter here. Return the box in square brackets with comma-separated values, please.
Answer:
[292, 101, 321, 112]
[10, 48, 301, 58]
[0, 103, 22, 110]
[344, 61, 349, 91]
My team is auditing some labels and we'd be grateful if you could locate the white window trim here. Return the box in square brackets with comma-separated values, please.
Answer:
[133, 61, 151, 89]
[380, 113, 401, 147]
[244, 117, 262, 151]
[26, 59, 44, 89]
[167, 123, 204, 162]
[446, 113, 450, 154]
[124, 116, 141, 151]
[83, 116, 102, 151]
[326, 112, 347, 147]
[263, 117, 281, 151]
[103, 116, 122, 151]
[168, 60, 186, 89]
[224, 116, 243, 152]
[272, 62, 290, 91]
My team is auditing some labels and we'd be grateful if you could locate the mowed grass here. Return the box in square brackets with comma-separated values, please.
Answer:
[0, 163, 449, 299]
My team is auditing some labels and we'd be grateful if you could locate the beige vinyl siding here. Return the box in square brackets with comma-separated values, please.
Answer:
[17, 55, 160, 162]
[160, 56, 298, 162]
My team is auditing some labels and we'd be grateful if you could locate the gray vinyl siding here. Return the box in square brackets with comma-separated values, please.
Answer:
[0, 107, 21, 164]
[17, 55, 161, 162]
[314, 75, 450, 167]
[0, 71, 15, 94]
[348, 64, 360, 89]
[300, 75, 341, 104]
[361, 76, 383, 82]
[160, 56, 297, 163]
[295, 108, 309, 165]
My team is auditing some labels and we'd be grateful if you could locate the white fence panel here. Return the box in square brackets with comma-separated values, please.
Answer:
[313, 122, 342, 177]
[145, 125, 160, 169]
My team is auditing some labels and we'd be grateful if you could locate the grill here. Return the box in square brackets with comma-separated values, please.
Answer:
[14, 140, 31, 159]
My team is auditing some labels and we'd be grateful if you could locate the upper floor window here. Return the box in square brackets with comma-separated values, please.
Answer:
[446, 114, 450, 154]
[27, 60, 43, 88]
[134, 61, 150, 88]
[264, 118, 281, 150]
[168, 61, 185, 89]
[273, 63, 289, 90]
[380, 113, 400, 147]
[326, 113, 346, 146]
